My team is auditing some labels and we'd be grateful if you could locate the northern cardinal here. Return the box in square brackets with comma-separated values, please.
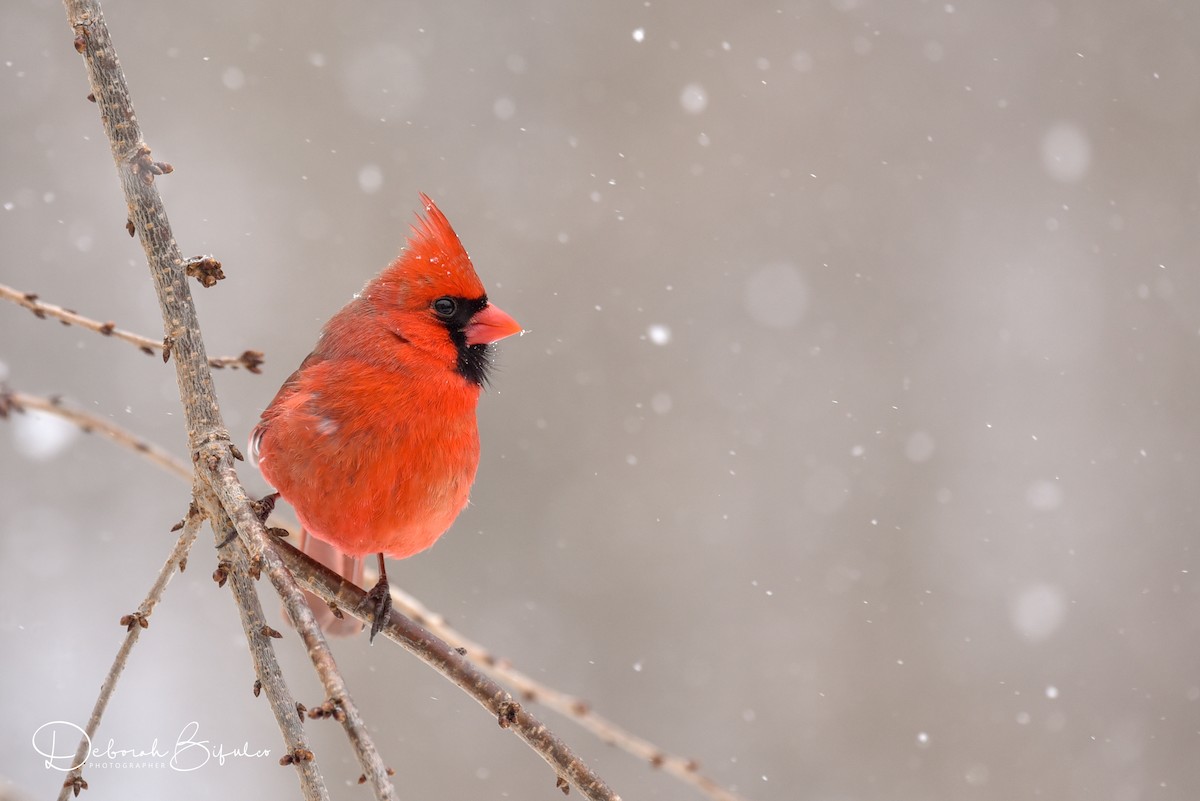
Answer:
[251, 195, 522, 641]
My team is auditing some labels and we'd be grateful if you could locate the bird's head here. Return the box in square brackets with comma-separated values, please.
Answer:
[369, 195, 522, 385]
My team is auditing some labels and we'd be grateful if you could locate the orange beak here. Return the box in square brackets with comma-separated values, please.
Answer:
[464, 303, 523, 346]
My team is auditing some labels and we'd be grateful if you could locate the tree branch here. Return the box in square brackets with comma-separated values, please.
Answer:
[1, 389, 190, 481]
[0, 282, 264, 371]
[206, 492, 328, 800]
[386, 586, 750, 801]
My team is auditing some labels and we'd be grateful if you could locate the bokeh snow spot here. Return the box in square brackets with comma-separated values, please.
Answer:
[744, 262, 809, 329]
[222, 66, 245, 90]
[1041, 123, 1091, 183]
[680, 83, 708, 114]
[1010, 584, 1066, 642]
[13, 409, 78, 461]
[646, 324, 671, 345]
[357, 164, 383, 194]
[1026, 479, 1062, 511]
[493, 96, 516, 120]
[905, 430, 936, 463]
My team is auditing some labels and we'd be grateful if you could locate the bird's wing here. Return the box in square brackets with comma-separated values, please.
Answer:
[251, 348, 327, 460]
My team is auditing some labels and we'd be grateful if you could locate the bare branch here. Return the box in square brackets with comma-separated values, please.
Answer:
[270, 537, 623, 801]
[0, 281, 264, 372]
[387, 585, 750, 801]
[55, 509, 201, 801]
[206, 491, 328, 801]
[1, 390, 189, 481]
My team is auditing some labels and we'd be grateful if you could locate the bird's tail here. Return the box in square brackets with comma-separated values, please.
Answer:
[290, 528, 366, 637]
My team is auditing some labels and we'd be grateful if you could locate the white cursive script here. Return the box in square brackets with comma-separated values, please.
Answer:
[31, 720, 271, 772]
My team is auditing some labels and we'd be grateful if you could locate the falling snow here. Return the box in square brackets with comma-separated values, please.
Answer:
[3, 7, 1195, 800]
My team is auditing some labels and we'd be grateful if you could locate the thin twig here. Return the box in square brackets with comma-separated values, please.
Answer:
[271, 538, 622, 801]
[0, 390, 189, 481]
[0, 282, 264, 372]
[206, 490, 328, 801]
[55, 510, 201, 801]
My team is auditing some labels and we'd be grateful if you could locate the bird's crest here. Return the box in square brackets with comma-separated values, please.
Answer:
[387, 194, 486, 300]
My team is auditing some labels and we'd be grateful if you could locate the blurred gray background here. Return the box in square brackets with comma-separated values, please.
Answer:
[3, 1, 1200, 799]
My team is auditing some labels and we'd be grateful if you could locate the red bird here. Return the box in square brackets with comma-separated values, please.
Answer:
[251, 195, 522, 640]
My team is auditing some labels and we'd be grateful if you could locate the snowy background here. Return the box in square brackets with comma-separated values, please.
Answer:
[3, 1, 1200, 800]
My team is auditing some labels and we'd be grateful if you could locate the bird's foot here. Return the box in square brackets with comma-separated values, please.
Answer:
[357, 575, 393, 644]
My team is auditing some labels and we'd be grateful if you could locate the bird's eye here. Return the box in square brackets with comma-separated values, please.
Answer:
[432, 297, 457, 318]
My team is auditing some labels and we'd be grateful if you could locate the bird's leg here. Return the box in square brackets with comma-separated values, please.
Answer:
[358, 553, 393, 643]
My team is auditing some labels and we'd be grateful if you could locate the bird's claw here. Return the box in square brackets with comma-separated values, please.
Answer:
[357, 576, 393, 644]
